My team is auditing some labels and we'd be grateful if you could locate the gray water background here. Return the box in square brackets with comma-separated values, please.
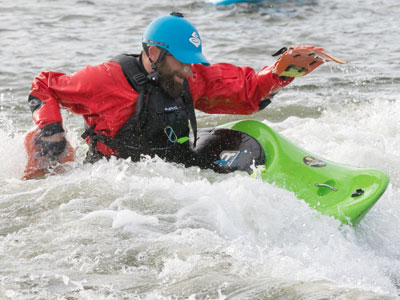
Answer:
[1, 0, 400, 299]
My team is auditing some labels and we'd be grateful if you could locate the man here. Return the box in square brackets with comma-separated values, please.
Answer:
[24, 12, 343, 179]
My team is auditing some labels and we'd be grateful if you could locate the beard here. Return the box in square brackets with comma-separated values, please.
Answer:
[157, 59, 185, 99]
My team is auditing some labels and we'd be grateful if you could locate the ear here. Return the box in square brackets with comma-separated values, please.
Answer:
[148, 46, 161, 63]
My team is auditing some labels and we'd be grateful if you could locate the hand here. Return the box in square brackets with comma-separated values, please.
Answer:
[35, 132, 67, 160]
[272, 45, 346, 78]
[23, 128, 75, 180]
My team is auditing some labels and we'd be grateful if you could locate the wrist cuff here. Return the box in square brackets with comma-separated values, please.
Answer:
[39, 123, 64, 137]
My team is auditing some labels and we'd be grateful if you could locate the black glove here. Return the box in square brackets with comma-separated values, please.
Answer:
[35, 137, 66, 159]
[34, 123, 66, 160]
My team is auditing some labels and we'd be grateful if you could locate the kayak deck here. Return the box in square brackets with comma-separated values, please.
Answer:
[216, 120, 389, 225]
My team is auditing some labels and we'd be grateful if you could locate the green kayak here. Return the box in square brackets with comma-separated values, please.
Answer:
[194, 119, 389, 225]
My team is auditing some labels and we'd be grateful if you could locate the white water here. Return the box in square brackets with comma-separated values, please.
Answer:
[1, 0, 400, 299]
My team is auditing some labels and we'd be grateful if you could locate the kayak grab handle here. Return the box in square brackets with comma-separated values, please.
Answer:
[315, 183, 338, 191]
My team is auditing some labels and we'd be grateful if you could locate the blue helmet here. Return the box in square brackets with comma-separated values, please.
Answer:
[142, 12, 210, 66]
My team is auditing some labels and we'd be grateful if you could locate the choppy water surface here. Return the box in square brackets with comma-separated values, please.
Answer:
[1, 0, 400, 299]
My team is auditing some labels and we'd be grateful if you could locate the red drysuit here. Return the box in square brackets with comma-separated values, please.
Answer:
[29, 60, 292, 155]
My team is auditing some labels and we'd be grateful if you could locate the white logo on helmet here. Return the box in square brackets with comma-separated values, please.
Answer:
[189, 32, 201, 48]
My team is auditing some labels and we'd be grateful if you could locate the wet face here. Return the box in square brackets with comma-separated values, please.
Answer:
[157, 54, 192, 99]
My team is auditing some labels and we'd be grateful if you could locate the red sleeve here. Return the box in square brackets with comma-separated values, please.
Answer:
[29, 62, 134, 130]
[189, 62, 293, 115]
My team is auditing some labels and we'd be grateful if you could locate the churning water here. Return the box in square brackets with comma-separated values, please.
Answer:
[1, 0, 400, 299]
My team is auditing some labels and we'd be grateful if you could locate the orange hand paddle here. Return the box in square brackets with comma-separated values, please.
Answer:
[23, 128, 75, 180]
[273, 45, 346, 77]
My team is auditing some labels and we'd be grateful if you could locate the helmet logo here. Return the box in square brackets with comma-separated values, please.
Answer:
[189, 32, 201, 48]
